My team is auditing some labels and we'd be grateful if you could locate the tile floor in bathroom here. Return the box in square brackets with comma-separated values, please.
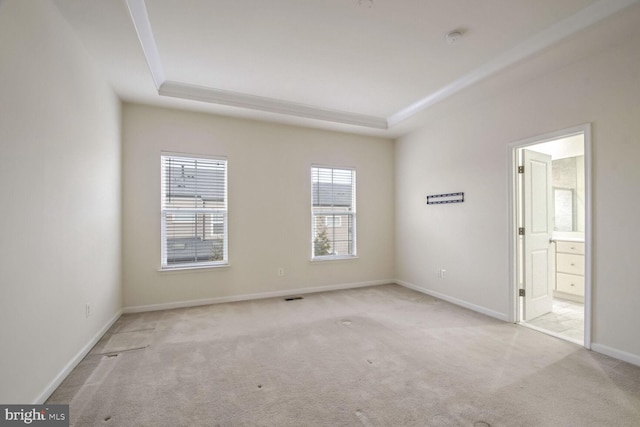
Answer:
[526, 298, 584, 343]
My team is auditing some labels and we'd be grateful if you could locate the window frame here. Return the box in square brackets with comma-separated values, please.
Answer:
[310, 165, 357, 261]
[160, 153, 229, 270]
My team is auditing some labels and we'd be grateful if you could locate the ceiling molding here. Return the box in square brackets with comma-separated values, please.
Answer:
[388, 0, 640, 126]
[159, 81, 389, 129]
[125, 0, 165, 89]
[126, 0, 639, 131]
[125, 0, 387, 129]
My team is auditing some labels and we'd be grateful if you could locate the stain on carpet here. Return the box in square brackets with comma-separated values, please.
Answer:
[100, 329, 154, 354]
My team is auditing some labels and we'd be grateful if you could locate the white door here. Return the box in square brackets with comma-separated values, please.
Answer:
[522, 149, 553, 321]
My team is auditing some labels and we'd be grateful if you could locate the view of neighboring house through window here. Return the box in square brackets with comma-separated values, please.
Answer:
[161, 154, 227, 268]
[311, 166, 356, 259]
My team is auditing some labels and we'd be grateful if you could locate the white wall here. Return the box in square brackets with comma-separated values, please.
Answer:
[396, 7, 640, 359]
[122, 104, 394, 309]
[0, 1, 122, 403]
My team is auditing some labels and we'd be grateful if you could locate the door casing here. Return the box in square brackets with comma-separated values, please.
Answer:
[507, 124, 592, 349]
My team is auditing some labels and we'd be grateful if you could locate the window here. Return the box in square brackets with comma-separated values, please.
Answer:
[325, 215, 342, 228]
[161, 154, 227, 269]
[311, 166, 356, 259]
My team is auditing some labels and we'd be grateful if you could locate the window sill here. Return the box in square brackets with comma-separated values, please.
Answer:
[310, 256, 359, 263]
[158, 263, 230, 273]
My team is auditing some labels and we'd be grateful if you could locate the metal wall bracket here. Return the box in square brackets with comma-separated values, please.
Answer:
[426, 192, 464, 205]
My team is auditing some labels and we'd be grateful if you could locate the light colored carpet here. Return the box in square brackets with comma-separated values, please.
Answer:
[99, 330, 154, 354]
[47, 284, 640, 426]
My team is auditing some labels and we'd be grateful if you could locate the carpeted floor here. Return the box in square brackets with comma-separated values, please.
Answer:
[47, 284, 640, 426]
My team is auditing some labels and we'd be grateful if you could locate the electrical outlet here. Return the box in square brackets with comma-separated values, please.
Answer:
[277, 267, 285, 277]
[85, 303, 92, 318]
[438, 269, 447, 279]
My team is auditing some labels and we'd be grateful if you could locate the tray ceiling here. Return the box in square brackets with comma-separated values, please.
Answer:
[53, 0, 639, 135]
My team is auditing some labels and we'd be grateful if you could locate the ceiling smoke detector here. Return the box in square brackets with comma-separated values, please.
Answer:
[358, 0, 374, 8]
[445, 30, 464, 44]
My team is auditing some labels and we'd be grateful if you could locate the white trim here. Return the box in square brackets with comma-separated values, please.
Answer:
[507, 143, 519, 324]
[122, 280, 391, 314]
[507, 124, 589, 148]
[126, 0, 640, 128]
[591, 343, 640, 368]
[34, 310, 122, 404]
[583, 126, 593, 349]
[387, 0, 640, 126]
[158, 263, 230, 272]
[159, 81, 388, 129]
[160, 150, 227, 162]
[396, 280, 509, 322]
[310, 255, 359, 263]
[507, 124, 592, 349]
[125, 0, 165, 89]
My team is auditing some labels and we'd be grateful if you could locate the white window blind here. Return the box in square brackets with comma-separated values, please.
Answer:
[161, 155, 228, 268]
[311, 166, 356, 259]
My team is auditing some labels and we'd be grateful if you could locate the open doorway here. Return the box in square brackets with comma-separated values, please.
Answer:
[509, 125, 591, 347]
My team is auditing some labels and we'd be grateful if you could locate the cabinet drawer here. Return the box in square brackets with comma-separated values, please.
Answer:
[556, 241, 585, 255]
[557, 273, 585, 296]
[557, 253, 584, 275]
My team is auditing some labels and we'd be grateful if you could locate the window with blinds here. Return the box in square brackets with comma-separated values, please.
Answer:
[161, 154, 228, 269]
[311, 166, 356, 259]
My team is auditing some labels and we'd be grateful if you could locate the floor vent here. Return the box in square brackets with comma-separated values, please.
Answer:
[284, 296, 304, 301]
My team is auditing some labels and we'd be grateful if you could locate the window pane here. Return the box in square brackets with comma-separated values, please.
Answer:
[161, 155, 227, 268]
[311, 166, 356, 258]
[163, 157, 226, 208]
[164, 212, 226, 264]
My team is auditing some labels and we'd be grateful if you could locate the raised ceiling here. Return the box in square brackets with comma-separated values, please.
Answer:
[53, 0, 639, 136]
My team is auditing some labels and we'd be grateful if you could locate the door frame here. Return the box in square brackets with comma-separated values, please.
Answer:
[507, 123, 592, 349]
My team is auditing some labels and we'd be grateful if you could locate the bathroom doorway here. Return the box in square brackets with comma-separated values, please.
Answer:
[509, 125, 591, 347]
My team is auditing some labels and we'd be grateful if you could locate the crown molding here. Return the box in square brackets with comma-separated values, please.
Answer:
[125, 0, 387, 129]
[125, 0, 165, 89]
[127, 0, 639, 131]
[159, 81, 389, 129]
[388, 0, 640, 126]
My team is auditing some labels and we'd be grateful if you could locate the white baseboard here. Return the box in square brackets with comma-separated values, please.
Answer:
[34, 309, 122, 404]
[396, 280, 509, 322]
[591, 343, 640, 368]
[123, 279, 392, 314]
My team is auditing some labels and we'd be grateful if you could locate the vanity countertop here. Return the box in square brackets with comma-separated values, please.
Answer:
[552, 237, 585, 243]
[552, 234, 585, 243]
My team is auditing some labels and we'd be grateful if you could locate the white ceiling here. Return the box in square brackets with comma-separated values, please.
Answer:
[52, 0, 639, 137]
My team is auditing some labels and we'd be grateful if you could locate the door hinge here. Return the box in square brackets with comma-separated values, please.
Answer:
[519, 289, 526, 297]
[518, 227, 525, 236]
[518, 166, 524, 174]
